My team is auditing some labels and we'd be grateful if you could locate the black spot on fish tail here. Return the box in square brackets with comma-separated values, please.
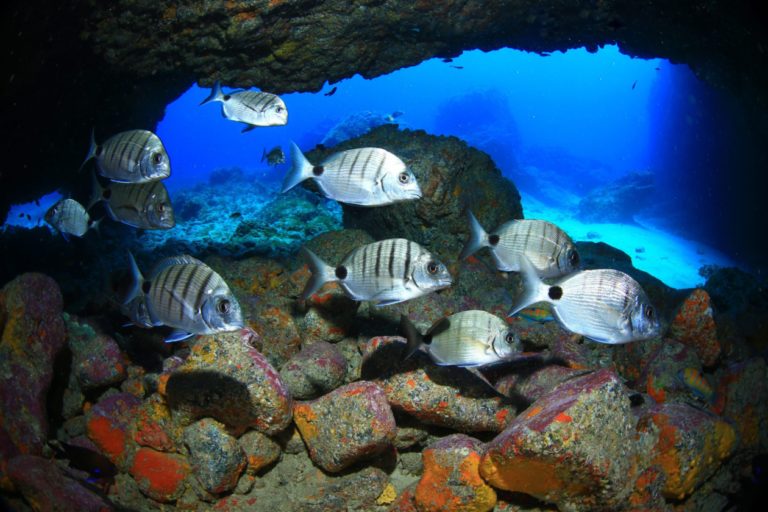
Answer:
[103, 189, 112, 199]
[313, 166, 324, 176]
[335, 265, 348, 279]
[488, 234, 500, 246]
[142, 281, 151, 294]
[629, 393, 645, 407]
[548, 286, 563, 300]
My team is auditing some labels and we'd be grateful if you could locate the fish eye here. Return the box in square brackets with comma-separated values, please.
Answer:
[568, 249, 580, 267]
[504, 332, 516, 344]
[426, 261, 439, 274]
[645, 306, 655, 320]
[152, 152, 163, 165]
[223, 94, 231, 101]
[398, 172, 410, 184]
[157, 203, 165, 212]
[276, 105, 284, 112]
[217, 299, 231, 315]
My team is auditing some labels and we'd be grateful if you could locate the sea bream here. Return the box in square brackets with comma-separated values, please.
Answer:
[282, 142, 421, 206]
[124, 253, 243, 342]
[90, 175, 175, 230]
[400, 310, 522, 367]
[508, 256, 659, 344]
[44, 198, 99, 239]
[200, 81, 287, 131]
[301, 238, 452, 306]
[82, 129, 170, 183]
[460, 210, 579, 278]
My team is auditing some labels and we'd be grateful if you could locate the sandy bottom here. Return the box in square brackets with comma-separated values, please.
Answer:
[521, 194, 735, 290]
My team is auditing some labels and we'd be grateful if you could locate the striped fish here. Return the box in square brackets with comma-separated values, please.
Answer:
[509, 256, 659, 344]
[82, 129, 170, 183]
[282, 142, 421, 206]
[460, 210, 579, 278]
[124, 253, 243, 342]
[44, 198, 98, 239]
[301, 238, 452, 306]
[91, 175, 175, 230]
[401, 311, 522, 367]
[200, 81, 287, 131]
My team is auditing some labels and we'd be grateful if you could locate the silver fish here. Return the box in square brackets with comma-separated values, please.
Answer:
[200, 81, 287, 131]
[44, 199, 98, 239]
[91, 175, 175, 230]
[82, 129, 170, 183]
[262, 146, 285, 166]
[460, 210, 579, 278]
[508, 256, 659, 344]
[125, 253, 243, 342]
[401, 310, 521, 367]
[121, 294, 154, 329]
[282, 142, 422, 206]
[301, 238, 452, 306]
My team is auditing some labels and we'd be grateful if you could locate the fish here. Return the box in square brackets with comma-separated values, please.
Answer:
[124, 253, 244, 342]
[25, 214, 31, 221]
[261, 146, 286, 166]
[441, 57, 454, 63]
[229, 211, 242, 219]
[517, 305, 555, 323]
[18, 213, 23, 218]
[400, 311, 522, 367]
[631, 80, 637, 89]
[282, 142, 422, 206]
[44, 198, 99, 239]
[450, 65, 464, 69]
[300, 238, 452, 306]
[385, 111, 404, 123]
[677, 367, 715, 402]
[90, 174, 175, 230]
[508, 256, 660, 344]
[121, 293, 154, 329]
[49, 440, 117, 485]
[81, 129, 171, 183]
[200, 81, 287, 131]
[460, 210, 580, 278]
[324, 86, 338, 97]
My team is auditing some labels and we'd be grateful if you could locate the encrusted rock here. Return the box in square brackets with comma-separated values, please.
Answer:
[495, 364, 587, 403]
[0, 273, 66, 489]
[129, 447, 190, 503]
[7, 454, 113, 511]
[280, 340, 347, 400]
[293, 381, 396, 472]
[162, 329, 293, 435]
[415, 434, 496, 512]
[480, 369, 642, 511]
[239, 430, 282, 473]
[183, 418, 246, 495]
[714, 358, 768, 452]
[637, 402, 736, 500]
[641, 340, 703, 405]
[65, 314, 127, 390]
[85, 392, 142, 471]
[668, 289, 721, 367]
[367, 336, 516, 432]
[133, 393, 179, 452]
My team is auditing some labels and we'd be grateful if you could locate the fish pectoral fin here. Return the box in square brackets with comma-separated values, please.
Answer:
[165, 330, 195, 343]
[373, 299, 406, 307]
[241, 124, 257, 133]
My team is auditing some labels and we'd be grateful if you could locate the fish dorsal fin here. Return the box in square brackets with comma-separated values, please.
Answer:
[150, 255, 204, 277]
[426, 317, 452, 338]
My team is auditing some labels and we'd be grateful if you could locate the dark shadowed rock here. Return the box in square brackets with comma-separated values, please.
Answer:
[65, 314, 127, 391]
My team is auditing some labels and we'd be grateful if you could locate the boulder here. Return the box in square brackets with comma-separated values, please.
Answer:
[65, 314, 127, 390]
[85, 392, 142, 472]
[279, 340, 347, 400]
[129, 447, 190, 503]
[668, 289, 721, 367]
[183, 418, 246, 495]
[239, 430, 282, 473]
[577, 171, 654, 223]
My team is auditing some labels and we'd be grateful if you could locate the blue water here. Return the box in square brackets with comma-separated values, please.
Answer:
[3, 45, 741, 288]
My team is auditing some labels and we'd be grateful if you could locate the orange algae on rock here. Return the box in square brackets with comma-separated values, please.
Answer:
[86, 415, 127, 464]
[130, 447, 189, 502]
[668, 289, 721, 366]
[293, 403, 319, 441]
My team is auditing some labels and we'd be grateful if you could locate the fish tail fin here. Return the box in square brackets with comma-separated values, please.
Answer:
[87, 172, 105, 210]
[459, 210, 491, 260]
[199, 80, 224, 106]
[89, 217, 103, 236]
[281, 141, 313, 193]
[124, 252, 145, 305]
[400, 314, 424, 360]
[79, 129, 98, 171]
[508, 255, 549, 317]
[300, 247, 336, 301]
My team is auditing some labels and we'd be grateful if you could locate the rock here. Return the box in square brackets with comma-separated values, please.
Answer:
[495, 364, 587, 403]
[321, 110, 401, 146]
[85, 392, 142, 471]
[577, 171, 654, 223]
[304, 466, 390, 511]
[307, 126, 522, 256]
[714, 358, 768, 452]
[65, 314, 127, 390]
[298, 283, 359, 343]
[162, 329, 293, 435]
[366, 337, 516, 432]
[293, 381, 396, 472]
[640, 340, 703, 405]
[183, 418, 246, 495]
[415, 434, 496, 512]
[129, 447, 190, 503]
[7, 454, 114, 511]
[668, 289, 721, 367]
[133, 393, 179, 452]
[0, 273, 66, 489]
[480, 369, 643, 510]
[637, 402, 736, 500]
[239, 430, 282, 473]
[388, 483, 419, 512]
[279, 340, 347, 400]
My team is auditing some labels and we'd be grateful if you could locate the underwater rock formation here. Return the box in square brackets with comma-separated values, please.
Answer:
[577, 171, 655, 223]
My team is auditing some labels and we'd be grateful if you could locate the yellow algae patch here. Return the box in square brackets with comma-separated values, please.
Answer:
[376, 483, 397, 505]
